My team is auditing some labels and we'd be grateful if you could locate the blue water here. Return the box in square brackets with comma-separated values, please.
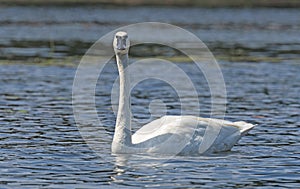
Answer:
[0, 61, 299, 188]
[0, 5, 299, 188]
[0, 6, 300, 60]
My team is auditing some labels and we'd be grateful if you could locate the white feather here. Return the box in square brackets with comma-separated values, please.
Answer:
[111, 32, 255, 155]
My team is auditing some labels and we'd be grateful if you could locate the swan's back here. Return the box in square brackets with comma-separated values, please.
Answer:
[132, 116, 254, 154]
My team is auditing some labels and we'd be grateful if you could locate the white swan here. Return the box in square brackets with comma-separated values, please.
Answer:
[111, 31, 254, 155]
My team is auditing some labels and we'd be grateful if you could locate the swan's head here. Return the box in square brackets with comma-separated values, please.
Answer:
[113, 31, 130, 55]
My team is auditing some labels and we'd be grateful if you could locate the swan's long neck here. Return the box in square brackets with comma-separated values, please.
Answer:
[113, 53, 132, 148]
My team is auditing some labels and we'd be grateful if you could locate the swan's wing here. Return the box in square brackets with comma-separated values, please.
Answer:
[132, 116, 250, 144]
[132, 116, 197, 144]
[204, 118, 255, 135]
[132, 116, 255, 154]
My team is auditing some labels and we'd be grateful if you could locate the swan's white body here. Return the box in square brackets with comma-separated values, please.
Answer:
[111, 31, 254, 155]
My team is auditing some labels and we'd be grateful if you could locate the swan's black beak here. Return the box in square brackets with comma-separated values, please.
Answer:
[117, 38, 127, 50]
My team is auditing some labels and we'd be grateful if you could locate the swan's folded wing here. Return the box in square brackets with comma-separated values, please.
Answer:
[132, 116, 197, 144]
[204, 118, 255, 135]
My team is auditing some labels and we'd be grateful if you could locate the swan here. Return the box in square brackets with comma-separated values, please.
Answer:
[111, 31, 254, 155]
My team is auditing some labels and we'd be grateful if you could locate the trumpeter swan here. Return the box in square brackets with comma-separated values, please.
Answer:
[111, 31, 254, 155]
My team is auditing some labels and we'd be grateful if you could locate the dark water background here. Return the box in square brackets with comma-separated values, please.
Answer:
[0, 6, 299, 188]
[1, 6, 300, 61]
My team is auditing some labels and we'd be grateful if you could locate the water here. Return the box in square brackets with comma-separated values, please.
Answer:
[0, 5, 300, 188]
[1, 61, 299, 188]
[0, 6, 300, 60]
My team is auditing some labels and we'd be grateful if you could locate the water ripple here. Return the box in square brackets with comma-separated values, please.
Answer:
[0, 62, 299, 188]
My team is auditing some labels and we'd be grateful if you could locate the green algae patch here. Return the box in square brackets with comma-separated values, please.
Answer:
[0, 56, 81, 67]
[0, 55, 299, 66]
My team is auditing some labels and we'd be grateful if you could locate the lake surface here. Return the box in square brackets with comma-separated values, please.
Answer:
[1, 61, 299, 188]
[0, 5, 300, 188]
[0, 6, 300, 61]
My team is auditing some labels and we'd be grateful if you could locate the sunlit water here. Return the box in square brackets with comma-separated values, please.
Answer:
[0, 61, 299, 188]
